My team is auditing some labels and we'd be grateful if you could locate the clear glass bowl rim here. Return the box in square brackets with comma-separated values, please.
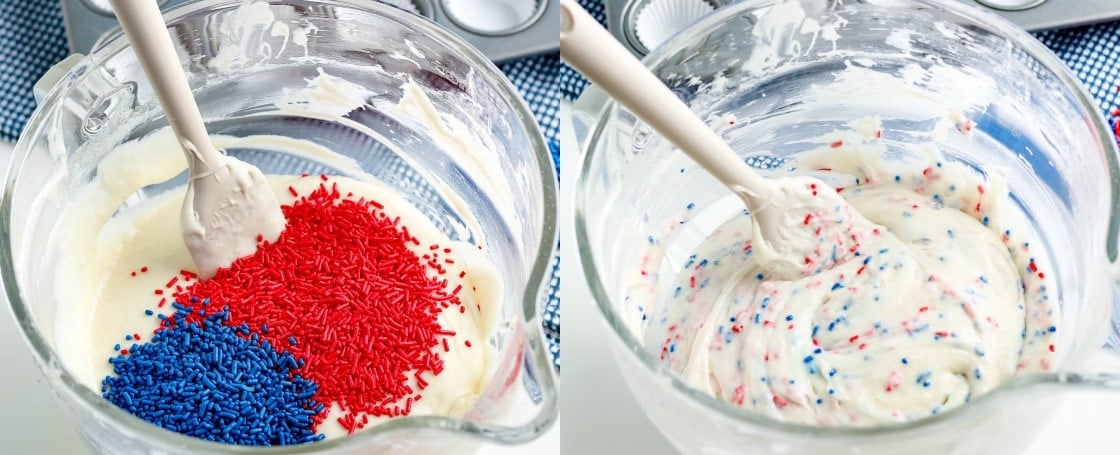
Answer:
[1, 0, 559, 451]
[575, 0, 1120, 439]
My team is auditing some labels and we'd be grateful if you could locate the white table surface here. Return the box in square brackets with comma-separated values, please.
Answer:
[557, 101, 1120, 454]
[0, 140, 560, 454]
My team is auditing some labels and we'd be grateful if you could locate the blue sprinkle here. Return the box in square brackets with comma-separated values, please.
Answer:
[125, 334, 133, 341]
[803, 356, 814, 364]
[816, 398, 823, 405]
[756, 273, 764, 280]
[101, 310, 323, 445]
[831, 282, 844, 291]
[916, 370, 933, 387]
[785, 314, 794, 322]
[828, 368, 837, 377]
[947, 229, 955, 238]
[144, 309, 154, 316]
[1048, 325, 1056, 333]
[901, 357, 909, 365]
[974, 368, 982, 380]
[288, 336, 298, 346]
[979, 276, 988, 284]
[686, 202, 696, 210]
[894, 175, 901, 182]
[982, 216, 990, 226]
[114, 344, 121, 351]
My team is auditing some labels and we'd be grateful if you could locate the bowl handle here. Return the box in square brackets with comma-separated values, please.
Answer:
[33, 54, 84, 104]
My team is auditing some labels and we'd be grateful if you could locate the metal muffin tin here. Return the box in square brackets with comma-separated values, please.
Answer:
[605, 0, 1120, 57]
[63, 0, 558, 62]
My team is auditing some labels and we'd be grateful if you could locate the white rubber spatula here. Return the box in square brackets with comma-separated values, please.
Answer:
[110, 0, 285, 279]
[561, 0, 863, 279]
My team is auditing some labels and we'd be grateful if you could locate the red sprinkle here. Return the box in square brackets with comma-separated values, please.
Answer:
[168, 179, 464, 433]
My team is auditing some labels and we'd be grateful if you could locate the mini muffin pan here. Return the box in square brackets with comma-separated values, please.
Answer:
[63, 0, 557, 62]
[604, 0, 1120, 57]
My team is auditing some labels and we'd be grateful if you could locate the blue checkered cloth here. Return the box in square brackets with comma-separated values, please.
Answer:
[0, 0, 69, 141]
[0, 1, 561, 370]
[1034, 21, 1120, 143]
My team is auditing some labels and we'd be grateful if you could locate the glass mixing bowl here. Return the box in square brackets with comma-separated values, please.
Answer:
[3, 0, 556, 453]
[573, 0, 1120, 453]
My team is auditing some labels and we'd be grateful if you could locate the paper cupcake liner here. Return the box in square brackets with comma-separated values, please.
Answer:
[633, 0, 715, 52]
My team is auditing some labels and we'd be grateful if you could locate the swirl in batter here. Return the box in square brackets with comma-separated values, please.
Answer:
[635, 136, 1057, 426]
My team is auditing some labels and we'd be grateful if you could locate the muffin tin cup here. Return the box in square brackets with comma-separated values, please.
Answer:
[441, 0, 549, 36]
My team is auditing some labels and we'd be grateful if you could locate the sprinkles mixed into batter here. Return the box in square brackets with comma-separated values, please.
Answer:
[633, 131, 1057, 426]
